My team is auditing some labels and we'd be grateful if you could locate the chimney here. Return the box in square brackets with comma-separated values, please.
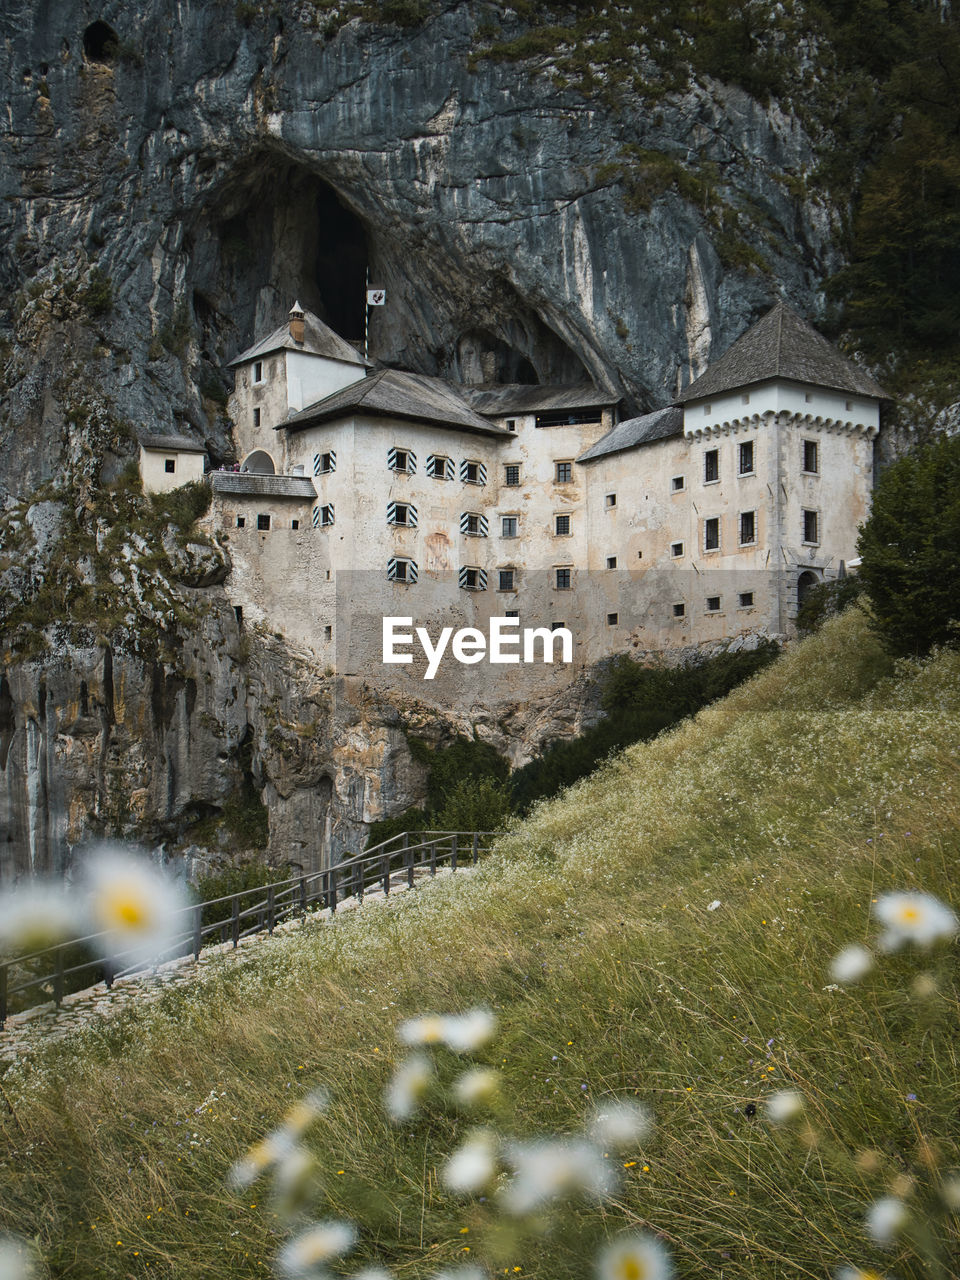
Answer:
[289, 300, 305, 345]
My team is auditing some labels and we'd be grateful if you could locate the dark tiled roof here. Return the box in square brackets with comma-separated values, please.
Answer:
[462, 383, 620, 415]
[228, 309, 370, 369]
[139, 433, 206, 453]
[284, 369, 513, 437]
[210, 472, 317, 500]
[675, 302, 887, 403]
[577, 406, 683, 462]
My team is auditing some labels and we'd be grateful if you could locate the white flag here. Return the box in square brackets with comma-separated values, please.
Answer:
[366, 288, 386, 306]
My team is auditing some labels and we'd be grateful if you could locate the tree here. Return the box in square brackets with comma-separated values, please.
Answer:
[856, 432, 960, 656]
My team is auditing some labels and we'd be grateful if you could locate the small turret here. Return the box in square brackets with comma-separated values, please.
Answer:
[289, 300, 305, 345]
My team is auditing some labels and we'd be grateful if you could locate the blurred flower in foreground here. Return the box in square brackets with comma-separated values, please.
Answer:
[453, 1066, 501, 1109]
[588, 1099, 653, 1150]
[385, 1054, 434, 1122]
[398, 1009, 497, 1053]
[274, 1220, 356, 1278]
[864, 1196, 909, 1247]
[430, 1269, 486, 1280]
[835, 1268, 888, 1280]
[271, 1146, 319, 1218]
[0, 884, 77, 954]
[596, 1233, 672, 1280]
[829, 944, 874, 985]
[354, 1269, 394, 1280]
[501, 1138, 615, 1214]
[443, 1129, 499, 1194]
[764, 1090, 805, 1124]
[84, 846, 187, 963]
[227, 1090, 329, 1191]
[873, 892, 958, 951]
[0, 1236, 38, 1280]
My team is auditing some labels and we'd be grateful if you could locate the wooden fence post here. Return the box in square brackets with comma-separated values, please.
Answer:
[0, 963, 7, 1028]
[232, 895, 240, 948]
[406, 845, 415, 889]
[451, 834, 458, 872]
[54, 947, 65, 1008]
[382, 856, 390, 896]
[193, 904, 203, 962]
[267, 884, 276, 934]
[472, 832, 479, 864]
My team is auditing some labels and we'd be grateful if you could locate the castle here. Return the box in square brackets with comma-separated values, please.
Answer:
[141, 301, 884, 680]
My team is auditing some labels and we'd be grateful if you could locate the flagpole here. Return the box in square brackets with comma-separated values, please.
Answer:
[364, 267, 369, 360]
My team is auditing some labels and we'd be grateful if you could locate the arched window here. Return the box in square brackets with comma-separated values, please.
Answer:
[242, 449, 276, 475]
[797, 569, 820, 607]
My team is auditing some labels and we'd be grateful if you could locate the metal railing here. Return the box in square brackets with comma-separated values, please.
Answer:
[0, 830, 496, 1030]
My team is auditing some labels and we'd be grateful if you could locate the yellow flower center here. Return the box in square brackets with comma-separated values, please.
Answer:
[898, 906, 919, 922]
[615, 1254, 649, 1280]
[102, 886, 150, 929]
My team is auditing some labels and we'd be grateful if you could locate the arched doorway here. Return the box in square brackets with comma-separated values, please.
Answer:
[242, 449, 276, 474]
[797, 570, 820, 607]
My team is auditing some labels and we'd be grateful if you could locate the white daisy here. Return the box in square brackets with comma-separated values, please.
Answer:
[0, 1235, 38, 1280]
[442, 1008, 497, 1053]
[588, 1099, 653, 1150]
[385, 1054, 434, 1123]
[501, 1138, 615, 1214]
[829, 944, 874, 984]
[0, 884, 78, 954]
[763, 1090, 805, 1123]
[453, 1067, 501, 1108]
[226, 1127, 297, 1190]
[442, 1130, 498, 1194]
[864, 1195, 909, 1246]
[873, 891, 958, 951]
[275, 1221, 356, 1277]
[596, 1233, 672, 1280]
[84, 846, 187, 963]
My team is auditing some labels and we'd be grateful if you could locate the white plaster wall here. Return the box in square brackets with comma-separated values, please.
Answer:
[684, 379, 880, 436]
[139, 446, 205, 493]
[229, 354, 290, 468]
[285, 350, 366, 413]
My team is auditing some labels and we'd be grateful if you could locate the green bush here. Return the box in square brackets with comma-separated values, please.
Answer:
[856, 432, 960, 656]
[81, 268, 113, 316]
[796, 576, 865, 637]
[432, 776, 513, 833]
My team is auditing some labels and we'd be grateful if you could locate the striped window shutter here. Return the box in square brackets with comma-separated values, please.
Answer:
[445, 457, 455, 479]
[322, 504, 334, 526]
[478, 513, 488, 536]
[427, 454, 454, 480]
[459, 512, 489, 536]
[458, 567, 488, 591]
[408, 450, 417, 474]
[312, 505, 320, 528]
[477, 461, 487, 485]
[388, 558, 419, 583]
[387, 502, 419, 527]
[388, 447, 417, 474]
[312, 450, 336, 475]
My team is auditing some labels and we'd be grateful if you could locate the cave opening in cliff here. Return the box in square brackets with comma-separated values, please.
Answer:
[82, 21, 118, 63]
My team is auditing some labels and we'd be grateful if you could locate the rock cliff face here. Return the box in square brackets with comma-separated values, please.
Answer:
[0, 0, 835, 877]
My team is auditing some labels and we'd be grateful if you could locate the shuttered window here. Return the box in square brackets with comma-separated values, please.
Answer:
[387, 557, 419, 583]
[313, 450, 336, 475]
[426, 454, 455, 480]
[459, 566, 488, 591]
[460, 459, 487, 485]
[387, 502, 418, 527]
[388, 447, 417, 474]
[460, 511, 488, 537]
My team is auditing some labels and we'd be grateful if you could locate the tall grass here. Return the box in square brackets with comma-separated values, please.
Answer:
[1, 609, 958, 1279]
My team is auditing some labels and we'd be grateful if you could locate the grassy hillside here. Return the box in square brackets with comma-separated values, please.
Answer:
[2, 609, 958, 1279]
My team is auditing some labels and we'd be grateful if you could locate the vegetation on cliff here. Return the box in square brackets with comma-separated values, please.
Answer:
[2, 609, 958, 1279]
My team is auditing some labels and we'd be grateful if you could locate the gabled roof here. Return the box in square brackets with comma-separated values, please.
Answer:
[283, 369, 514, 437]
[228, 308, 370, 369]
[210, 472, 317, 500]
[577, 406, 683, 463]
[675, 302, 886, 403]
[462, 383, 619, 416]
[139, 433, 206, 453]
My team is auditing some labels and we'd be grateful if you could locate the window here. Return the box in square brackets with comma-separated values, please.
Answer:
[606, 556, 617, 569]
[291, 519, 300, 531]
[461, 459, 487, 485]
[388, 502, 418, 527]
[461, 511, 488, 537]
[505, 610, 519, 619]
[501, 515, 518, 538]
[257, 513, 270, 531]
[702, 403, 712, 415]
[389, 447, 414, 474]
[427, 454, 453, 480]
[738, 441, 754, 475]
[671, 475, 685, 492]
[671, 541, 684, 558]
[804, 392, 813, 403]
[236, 515, 245, 528]
[706, 595, 721, 613]
[550, 621, 566, 631]
[459, 566, 487, 591]
[704, 517, 720, 551]
[387, 557, 418, 583]
[555, 567, 571, 590]
[704, 449, 719, 483]
[253, 408, 261, 428]
[506, 419, 516, 433]
[739, 510, 756, 545]
[164, 458, 176, 473]
[739, 591, 755, 608]
[314, 451, 336, 476]
[555, 461, 572, 483]
[504, 464, 520, 486]
[555, 514, 571, 536]
[324, 625, 332, 641]
[741, 393, 750, 406]
[498, 568, 515, 591]
[320, 504, 335, 527]
[253, 361, 263, 383]
[607, 612, 619, 626]
[802, 509, 819, 544]
[845, 400, 853, 411]
[605, 493, 617, 508]
[673, 602, 685, 618]
[803, 439, 819, 473]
